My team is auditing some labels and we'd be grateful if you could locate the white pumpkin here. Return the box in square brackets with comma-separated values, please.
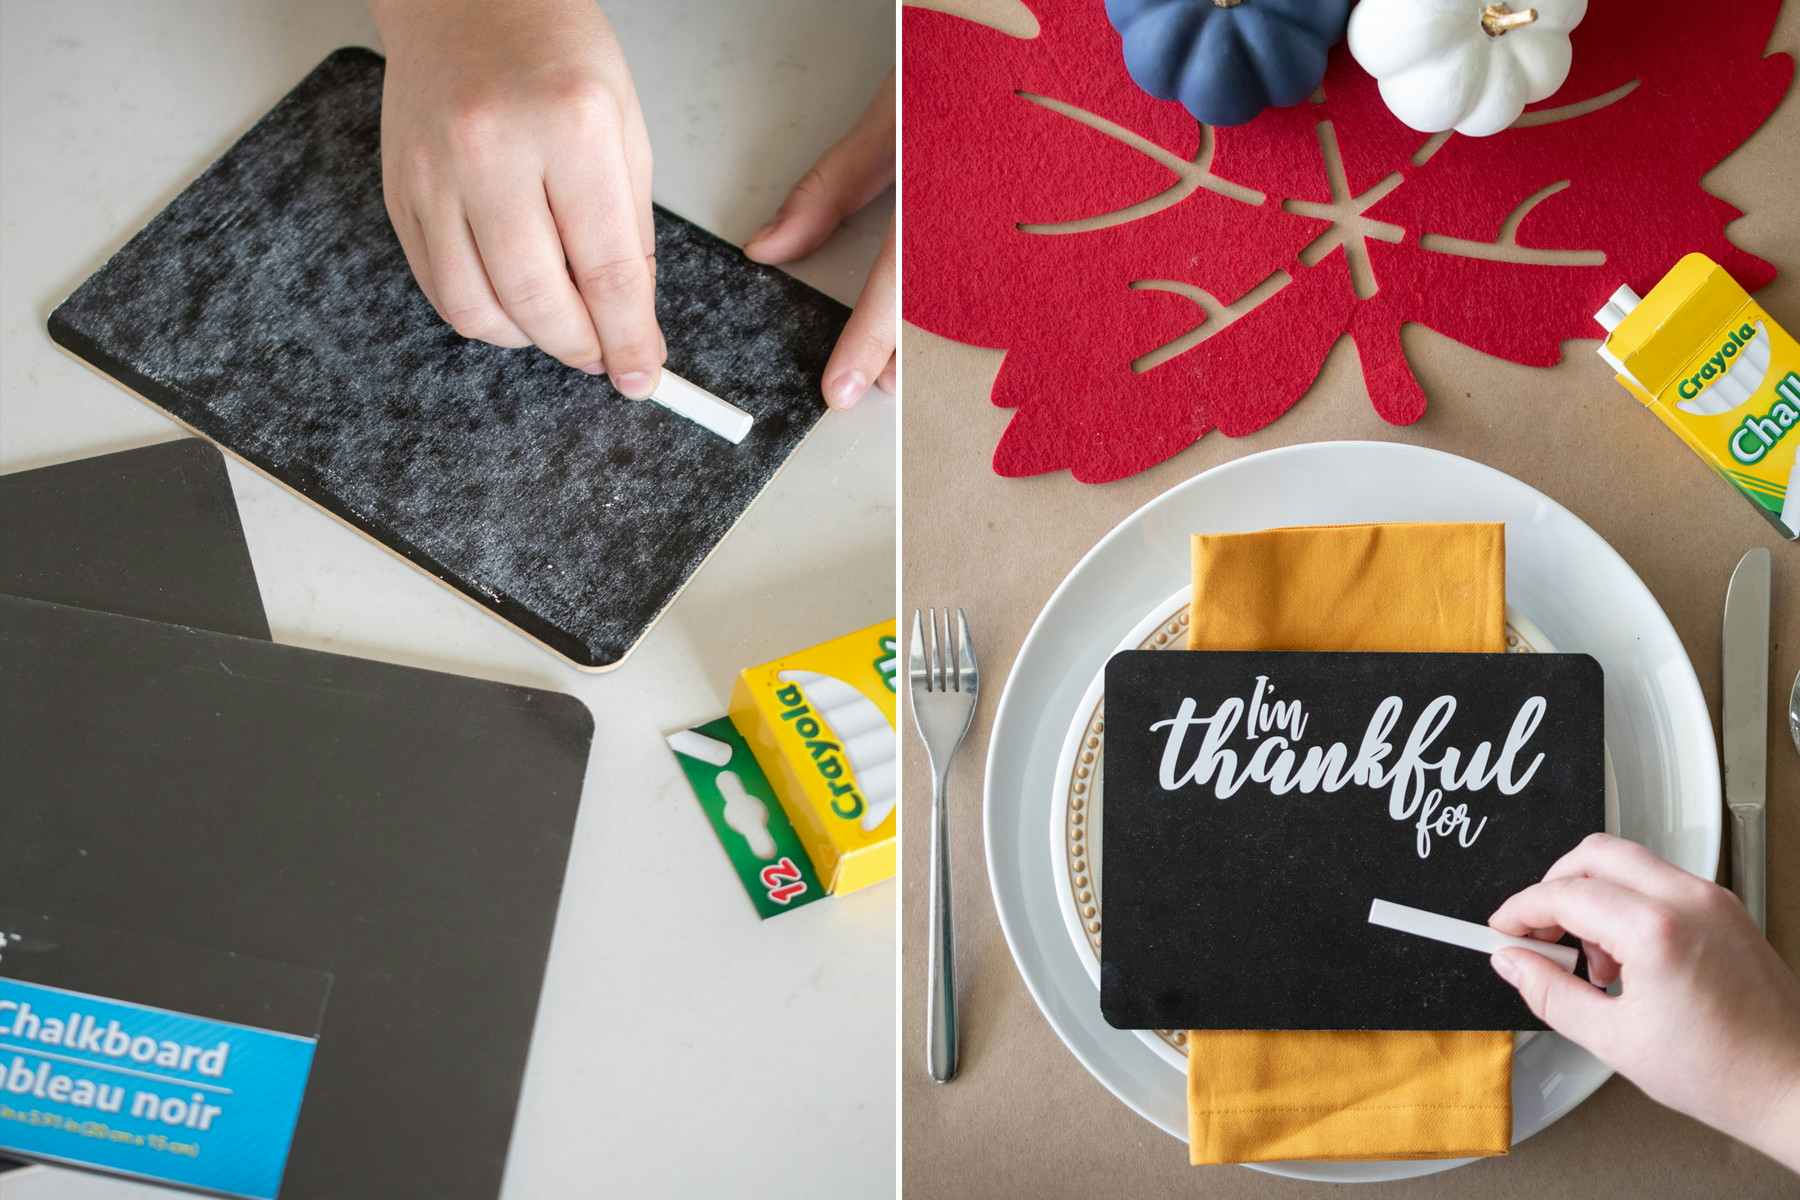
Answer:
[1348, 0, 1588, 137]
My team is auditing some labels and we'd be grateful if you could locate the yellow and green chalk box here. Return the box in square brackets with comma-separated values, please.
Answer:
[1597, 252, 1800, 539]
[668, 621, 898, 918]
[729, 621, 899, 895]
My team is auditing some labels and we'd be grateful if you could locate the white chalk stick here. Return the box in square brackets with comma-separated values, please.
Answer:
[1368, 898, 1580, 973]
[650, 371, 754, 444]
[666, 729, 733, 767]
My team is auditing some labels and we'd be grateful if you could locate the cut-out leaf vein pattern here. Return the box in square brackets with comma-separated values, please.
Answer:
[903, 0, 1791, 482]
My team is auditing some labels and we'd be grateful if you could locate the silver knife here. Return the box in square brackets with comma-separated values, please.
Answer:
[1722, 548, 1771, 934]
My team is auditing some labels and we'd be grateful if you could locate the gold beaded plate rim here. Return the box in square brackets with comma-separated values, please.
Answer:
[1053, 589, 1615, 1068]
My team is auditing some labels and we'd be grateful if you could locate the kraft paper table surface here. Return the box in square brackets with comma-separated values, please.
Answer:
[899, 1, 1800, 1195]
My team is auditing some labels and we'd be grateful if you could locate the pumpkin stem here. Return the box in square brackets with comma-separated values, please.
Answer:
[1481, 3, 1538, 36]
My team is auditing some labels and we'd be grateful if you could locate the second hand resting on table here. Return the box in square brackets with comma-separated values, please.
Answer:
[1488, 833, 1800, 1173]
[371, 0, 894, 408]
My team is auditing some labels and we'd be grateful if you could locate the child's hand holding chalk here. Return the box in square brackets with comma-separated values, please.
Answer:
[371, 0, 666, 399]
[745, 73, 896, 410]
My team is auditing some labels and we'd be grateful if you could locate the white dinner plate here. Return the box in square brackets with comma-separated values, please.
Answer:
[984, 442, 1719, 1184]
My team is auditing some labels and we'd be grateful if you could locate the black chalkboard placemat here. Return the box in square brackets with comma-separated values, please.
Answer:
[0, 438, 268, 639]
[49, 47, 848, 670]
[1099, 650, 1604, 1033]
[0, 594, 594, 1198]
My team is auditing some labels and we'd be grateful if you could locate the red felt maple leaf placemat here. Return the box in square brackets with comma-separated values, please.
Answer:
[903, 0, 1793, 483]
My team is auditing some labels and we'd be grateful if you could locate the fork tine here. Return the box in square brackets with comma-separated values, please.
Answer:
[957, 608, 977, 691]
[947, 607, 960, 692]
[926, 606, 940, 693]
[909, 609, 927, 688]
[943, 611, 957, 694]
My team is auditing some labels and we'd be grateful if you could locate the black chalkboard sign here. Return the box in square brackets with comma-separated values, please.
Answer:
[49, 48, 848, 670]
[1099, 651, 1604, 1032]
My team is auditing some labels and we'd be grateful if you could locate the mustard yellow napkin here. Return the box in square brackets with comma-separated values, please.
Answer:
[1184, 522, 1513, 1165]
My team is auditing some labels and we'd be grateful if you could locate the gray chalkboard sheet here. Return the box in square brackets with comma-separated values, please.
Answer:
[1, 436, 271, 1183]
[0, 437, 270, 1182]
[1100, 650, 1603, 1033]
[0, 594, 594, 1198]
[0, 438, 269, 639]
[49, 47, 848, 670]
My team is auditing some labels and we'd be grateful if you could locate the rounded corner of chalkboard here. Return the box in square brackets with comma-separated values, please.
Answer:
[326, 45, 385, 69]
[1568, 652, 1605, 682]
[1098, 999, 1131, 1031]
[44, 307, 77, 350]
[552, 639, 628, 675]
[163, 435, 228, 469]
[544, 690, 598, 742]
[1103, 647, 1145, 678]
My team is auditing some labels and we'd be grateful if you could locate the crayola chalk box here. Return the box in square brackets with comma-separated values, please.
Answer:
[668, 622, 897, 918]
[730, 622, 898, 895]
[1596, 253, 1800, 539]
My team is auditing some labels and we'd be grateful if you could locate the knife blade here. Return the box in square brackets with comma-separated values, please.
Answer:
[1722, 547, 1771, 934]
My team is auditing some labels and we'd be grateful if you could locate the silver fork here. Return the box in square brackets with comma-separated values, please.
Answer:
[909, 607, 979, 1083]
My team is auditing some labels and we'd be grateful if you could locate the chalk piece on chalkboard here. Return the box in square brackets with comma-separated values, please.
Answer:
[653, 371, 755, 444]
[1368, 898, 1580, 973]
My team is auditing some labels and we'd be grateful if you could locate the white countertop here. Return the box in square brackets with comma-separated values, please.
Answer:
[0, 1, 896, 1196]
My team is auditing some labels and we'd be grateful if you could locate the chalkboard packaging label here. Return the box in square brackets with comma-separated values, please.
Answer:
[1099, 651, 1605, 1033]
[0, 914, 329, 1200]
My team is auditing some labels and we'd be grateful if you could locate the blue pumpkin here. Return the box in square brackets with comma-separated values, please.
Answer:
[1105, 0, 1352, 127]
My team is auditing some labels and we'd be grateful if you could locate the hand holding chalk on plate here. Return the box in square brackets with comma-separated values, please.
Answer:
[1486, 834, 1800, 1171]
[1368, 898, 1580, 972]
[372, 0, 666, 399]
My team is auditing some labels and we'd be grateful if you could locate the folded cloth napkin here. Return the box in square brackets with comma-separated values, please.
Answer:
[1184, 522, 1514, 1165]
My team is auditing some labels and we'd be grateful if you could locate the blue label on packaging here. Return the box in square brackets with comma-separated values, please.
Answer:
[0, 977, 317, 1199]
